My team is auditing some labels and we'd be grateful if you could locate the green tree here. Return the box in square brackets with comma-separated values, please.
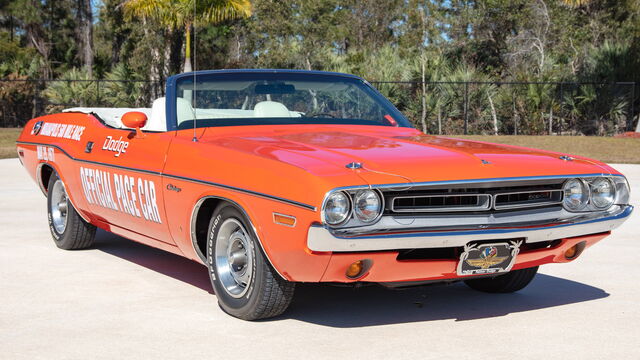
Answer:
[124, 0, 252, 72]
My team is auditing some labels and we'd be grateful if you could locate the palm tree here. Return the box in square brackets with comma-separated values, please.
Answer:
[124, 0, 252, 72]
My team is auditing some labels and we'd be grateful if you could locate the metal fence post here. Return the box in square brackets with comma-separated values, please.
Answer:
[32, 80, 38, 119]
[463, 82, 469, 135]
[559, 82, 564, 134]
[512, 92, 517, 135]
[630, 82, 636, 132]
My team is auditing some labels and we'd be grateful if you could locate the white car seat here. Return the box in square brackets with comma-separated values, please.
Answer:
[176, 97, 196, 125]
[145, 97, 167, 132]
[254, 101, 292, 117]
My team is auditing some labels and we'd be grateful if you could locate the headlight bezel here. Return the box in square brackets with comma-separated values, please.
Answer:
[322, 189, 384, 227]
[321, 191, 352, 226]
[589, 177, 616, 210]
[562, 178, 590, 211]
[562, 176, 628, 212]
[353, 189, 384, 223]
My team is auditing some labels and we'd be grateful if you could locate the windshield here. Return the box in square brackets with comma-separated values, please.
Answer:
[173, 72, 412, 129]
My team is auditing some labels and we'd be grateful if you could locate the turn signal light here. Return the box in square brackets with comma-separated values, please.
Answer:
[346, 261, 364, 278]
[564, 241, 586, 260]
[273, 213, 296, 227]
[565, 245, 578, 259]
[346, 260, 373, 279]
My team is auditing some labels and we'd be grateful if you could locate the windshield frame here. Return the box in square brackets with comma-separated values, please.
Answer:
[164, 69, 413, 131]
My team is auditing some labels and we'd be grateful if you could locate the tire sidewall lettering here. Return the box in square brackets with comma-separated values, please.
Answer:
[207, 207, 257, 305]
[207, 214, 222, 281]
[48, 211, 61, 240]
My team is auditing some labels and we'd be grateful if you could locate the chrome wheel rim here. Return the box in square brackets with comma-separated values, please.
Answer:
[50, 180, 68, 234]
[215, 219, 254, 298]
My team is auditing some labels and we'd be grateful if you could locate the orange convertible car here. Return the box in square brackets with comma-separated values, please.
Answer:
[16, 70, 633, 320]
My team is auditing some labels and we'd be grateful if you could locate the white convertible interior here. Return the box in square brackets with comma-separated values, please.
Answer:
[64, 97, 302, 132]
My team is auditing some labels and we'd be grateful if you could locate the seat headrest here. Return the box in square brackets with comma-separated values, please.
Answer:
[145, 97, 167, 132]
[176, 97, 196, 124]
[254, 101, 291, 118]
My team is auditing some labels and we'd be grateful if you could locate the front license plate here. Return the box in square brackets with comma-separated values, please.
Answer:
[456, 240, 522, 276]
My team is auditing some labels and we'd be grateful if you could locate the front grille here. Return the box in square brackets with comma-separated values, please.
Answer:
[385, 183, 564, 214]
[494, 190, 563, 210]
[392, 194, 491, 212]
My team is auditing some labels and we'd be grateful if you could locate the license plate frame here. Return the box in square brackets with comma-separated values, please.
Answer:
[456, 240, 522, 276]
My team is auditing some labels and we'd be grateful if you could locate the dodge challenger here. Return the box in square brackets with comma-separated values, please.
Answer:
[16, 70, 633, 320]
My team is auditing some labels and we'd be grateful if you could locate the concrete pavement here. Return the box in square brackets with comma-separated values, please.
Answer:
[1, 158, 638, 359]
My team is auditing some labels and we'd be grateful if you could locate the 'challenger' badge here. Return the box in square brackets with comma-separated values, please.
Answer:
[457, 240, 522, 276]
[31, 121, 43, 135]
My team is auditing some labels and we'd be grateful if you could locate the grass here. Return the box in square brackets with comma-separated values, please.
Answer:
[0, 128, 22, 159]
[2, 128, 639, 163]
[452, 135, 640, 164]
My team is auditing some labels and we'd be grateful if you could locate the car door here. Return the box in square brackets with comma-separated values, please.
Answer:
[75, 122, 175, 245]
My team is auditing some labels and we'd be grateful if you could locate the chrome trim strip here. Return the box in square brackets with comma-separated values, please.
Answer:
[36, 162, 92, 224]
[35, 162, 49, 196]
[163, 173, 316, 211]
[17, 140, 316, 211]
[327, 173, 625, 192]
[391, 193, 492, 213]
[307, 205, 633, 252]
[189, 196, 287, 280]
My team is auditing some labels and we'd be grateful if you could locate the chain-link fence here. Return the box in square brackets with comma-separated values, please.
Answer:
[369, 81, 637, 136]
[0, 79, 163, 128]
[1, 78, 637, 135]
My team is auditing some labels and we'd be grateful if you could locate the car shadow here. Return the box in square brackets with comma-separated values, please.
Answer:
[94, 230, 609, 327]
[95, 229, 213, 294]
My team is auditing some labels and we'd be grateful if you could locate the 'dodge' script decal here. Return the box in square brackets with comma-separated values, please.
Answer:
[79, 166, 162, 223]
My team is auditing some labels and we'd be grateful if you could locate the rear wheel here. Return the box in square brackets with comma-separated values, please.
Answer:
[47, 172, 96, 250]
[206, 204, 295, 320]
[464, 266, 538, 293]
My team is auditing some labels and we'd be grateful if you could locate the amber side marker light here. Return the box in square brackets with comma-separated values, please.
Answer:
[273, 213, 296, 227]
[564, 241, 587, 260]
[346, 259, 372, 279]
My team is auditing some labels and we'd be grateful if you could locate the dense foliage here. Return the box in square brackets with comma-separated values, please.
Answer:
[1, 0, 639, 134]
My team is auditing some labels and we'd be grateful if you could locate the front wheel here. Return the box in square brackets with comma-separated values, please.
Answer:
[464, 266, 538, 293]
[206, 204, 295, 320]
[47, 172, 96, 250]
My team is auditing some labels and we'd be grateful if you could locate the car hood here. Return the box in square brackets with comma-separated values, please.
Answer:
[201, 125, 616, 186]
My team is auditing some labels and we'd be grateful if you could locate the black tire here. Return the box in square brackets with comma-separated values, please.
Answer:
[47, 172, 96, 250]
[206, 203, 295, 320]
[464, 266, 538, 293]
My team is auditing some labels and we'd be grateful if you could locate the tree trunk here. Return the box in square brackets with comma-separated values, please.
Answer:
[25, 23, 51, 78]
[143, 18, 162, 98]
[420, 58, 427, 133]
[513, 98, 518, 135]
[163, 30, 172, 80]
[183, 24, 192, 72]
[437, 106, 442, 135]
[77, 0, 93, 77]
[549, 107, 553, 135]
[487, 91, 498, 135]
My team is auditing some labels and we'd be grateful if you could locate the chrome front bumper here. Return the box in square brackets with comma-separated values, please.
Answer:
[307, 205, 633, 252]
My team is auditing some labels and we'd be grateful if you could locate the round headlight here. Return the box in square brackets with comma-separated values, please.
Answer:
[324, 192, 351, 225]
[590, 178, 615, 209]
[563, 179, 589, 211]
[353, 190, 382, 223]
